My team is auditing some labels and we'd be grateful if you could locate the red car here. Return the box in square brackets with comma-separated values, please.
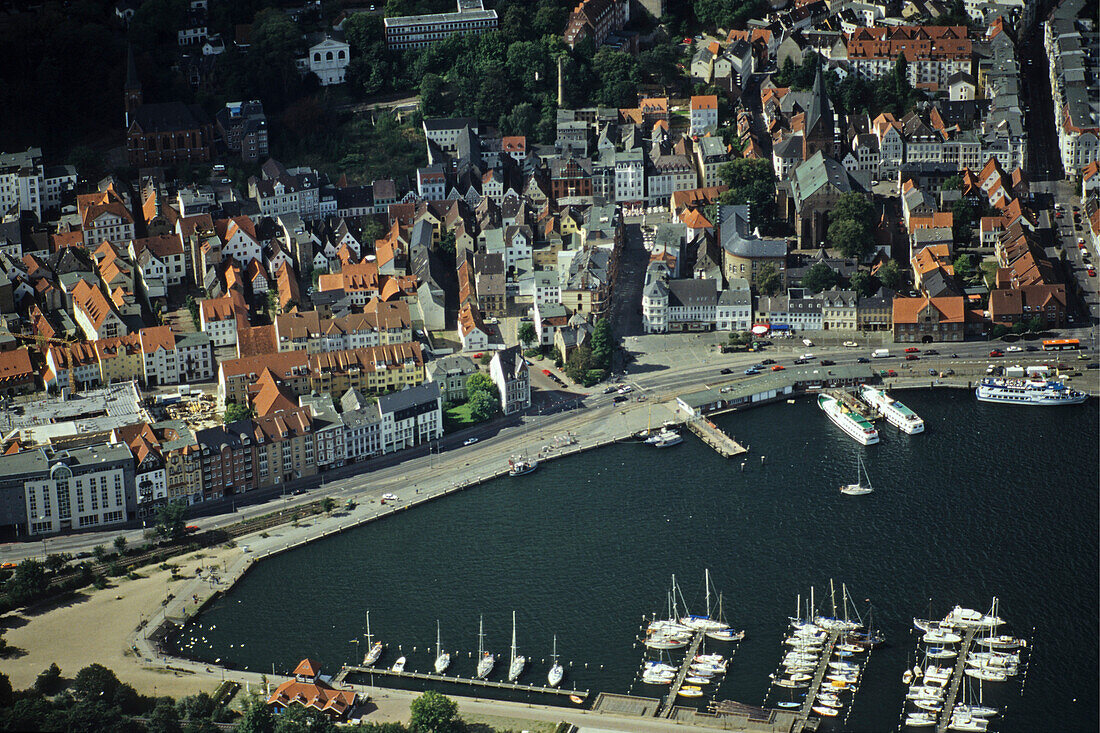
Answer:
[989, 349, 1004, 357]
[904, 347, 920, 353]
[905, 354, 919, 361]
[771, 364, 786, 371]
[1088, 268, 1097, 277]
[542, 369, 552, 376]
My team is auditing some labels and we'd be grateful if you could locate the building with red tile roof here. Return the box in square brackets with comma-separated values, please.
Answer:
[892, 296, 967, 342]
[266, 659, 355, 719]
[0, 347, 36, 396]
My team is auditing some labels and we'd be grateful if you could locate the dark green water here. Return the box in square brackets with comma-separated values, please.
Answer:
[168, 390, 1098, 731]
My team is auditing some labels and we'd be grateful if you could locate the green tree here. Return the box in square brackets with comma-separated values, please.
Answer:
[72, 663, 120, 703]
[409, 690, 461, 733]
[223, 402, 254, 424]
[155, 501, 188, 543]
[234, 695, 275, 733]
[8, 558, 49, 603]
[953, 254, 975, 281]
[320, 497, 335, 514]
[590, 318, 613, 370]
[92, 544, 109, 563]
[941, 175, 963, 191]
[44, 553, 69, 574]
[465, 372, 496, 401]
[437, 230, 457, 262]
[0, 672, 13, 707]
[467, 390, 498, 422]
[148, 697, 184, 733]
[756, 263, 782, 296]
[565, 344, 594, 384]
[361, 218, 386, 246]
[829, 218, 872, 259]
[34, 663, 64, 696]
[177, 692, 223, 722]
[419, 73, 446, 117]
[113, 535, 127, 555]
[848, 270, 879, 298]
[592, 49, 641, 108]
[718, 158, 776, 228]
[517, 322, 537, 348]
[877, 259, 904, 291]
[801, 262, 840, 293]
[952, 199, 975, 245]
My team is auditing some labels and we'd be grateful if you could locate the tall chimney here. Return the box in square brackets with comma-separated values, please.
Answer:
[557, 56, 565, 107]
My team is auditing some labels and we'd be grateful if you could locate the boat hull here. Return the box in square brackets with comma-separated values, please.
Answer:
[818, 395, 879, 445]
[861, 385, 925, 433]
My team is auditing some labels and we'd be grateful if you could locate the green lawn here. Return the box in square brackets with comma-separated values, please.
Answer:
[444, 402, 477, 431]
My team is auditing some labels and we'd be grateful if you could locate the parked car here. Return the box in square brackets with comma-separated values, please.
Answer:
[989, 349, 1004, 357]
[905, 354, 919, 361]
[603, 386, 617, 394]
[928, 368, 938, 375]
[463, 437, 479, 446]
[1006, 345, 1023, 352]
[793, 358, 808, 365]
[771, 365, 786, 371]
[613, 394, 628, 403]
[761, 358, 776, 365]
[618, 385, 633, 394]
[1025, 345, 1039, 352]
[842, 341, 858, 347]
[924, 349, 939, 355]
[744, 367, 761, 375]
[820, 359, 835, 366]
[720, 368, 733, 374]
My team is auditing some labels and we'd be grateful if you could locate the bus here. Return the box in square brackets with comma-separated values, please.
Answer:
[1042, 338, 1080, 351]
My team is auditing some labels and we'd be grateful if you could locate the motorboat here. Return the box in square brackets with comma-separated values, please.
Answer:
[548, 635, 564, 688]
[965, 668, 1009, 683]
[507, 611, 526, 682]
[475, 616, 494, 679]
[812, 705, 839, 717]
[645, 661, 678, 675]
[828, 661, 860, 672]
[944, 606, 1004, 628]
[860, 385, 925, 433]
[975, 635, 1023, 650]
[926, 647, 956, 659]
[953, 705, 998, 718]
[913, 618, 936, 633]
[923, 629, 962, 644]
[433, 621, 450, 674]
[914, 699, 943, 713]
[840, 454, 874, 495]
[677, 686, 704, 698]
[695, 653, 725, 665]
[685, 676, 712, 685]
[905, 713, 937, 727]
[785, 673, 812, 683]
[774, 678, 810, 689]
[642, 672, 674, 685]
[835, 643, 865, 653]
[508, 457, 538, 476]
[948, 716, 989, 732]
[645, 634, 690, 650]
[777, 701, 802, 709]
[392, 656, 406, 672]
[706, 628, 746, 642]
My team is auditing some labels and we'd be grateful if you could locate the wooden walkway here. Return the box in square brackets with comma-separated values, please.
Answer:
[658, 630, 705, 717]
[791, 629, 841, 733]
[934, 626, 980, 733]
[335, 664, 587, 699]
[685, 418, 748, 457]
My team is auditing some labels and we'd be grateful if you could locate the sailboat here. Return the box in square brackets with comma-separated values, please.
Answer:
[475, 615, 495, 679]
[547, 635, 564, 687]
[433, 620, 450, 674]
[508, 413, 538, 476]
[508, 611, 526, 681]
[362, 611, 383, 666]
[679, 569, 731, 631]
[840, 455, 874, 495]
[705, 593, 746, 642]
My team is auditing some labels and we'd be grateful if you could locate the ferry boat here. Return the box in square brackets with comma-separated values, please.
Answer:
[646, 428, 683, 448]
[817, 394, 879, 445]
[975, 376, 1088, 405]
[860, 386, 925, 434]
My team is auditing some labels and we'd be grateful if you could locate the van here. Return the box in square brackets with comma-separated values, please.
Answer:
[212, 164, 226, 173]
[871, 349, 890, 358]
[1026, 365, 1050, 376]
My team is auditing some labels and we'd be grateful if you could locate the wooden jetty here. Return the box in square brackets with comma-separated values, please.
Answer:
[658, 629, 706, 717]
[685, 418, 748, 457]
[791, 628, 841, 733]
[934, 626, 980, 733]
[335, 664, 587, 699]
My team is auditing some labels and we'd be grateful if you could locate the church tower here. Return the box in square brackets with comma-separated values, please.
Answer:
[124, 45, 143, 128]
[801, 54, 835, 160]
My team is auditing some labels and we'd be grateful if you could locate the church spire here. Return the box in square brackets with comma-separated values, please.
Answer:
[123, 44, 143, 128]
[801, 53, 834, 160]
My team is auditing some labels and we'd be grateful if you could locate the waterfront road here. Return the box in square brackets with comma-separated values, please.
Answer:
[2, 332, 1096, 563]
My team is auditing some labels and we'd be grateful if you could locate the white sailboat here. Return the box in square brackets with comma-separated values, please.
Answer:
[679, 569, 730, 631]
[548, 635, 564, 687]
[705, 593, 746, 642]
[433, 620, 450, 674]
[840, 455, 874, 495]
[475, 615, 495, 679]
[508, 611, 526, 682]
[362, 611, 383, 666]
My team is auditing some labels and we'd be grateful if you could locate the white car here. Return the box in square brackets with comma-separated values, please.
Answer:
[618, 386, 633, 394]
[1006, 345, 1023, 352]
[843, 341, 858, 348]
[802, 339, 814, 347]
[382, 493, 398, 501]
[802, 353, 815, 360]
[463, 437, 479, 446]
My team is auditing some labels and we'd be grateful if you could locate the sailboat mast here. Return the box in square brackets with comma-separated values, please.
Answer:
[436, 620, 442, 658]
[810, 586, 815, 620]
[842, 583, 849, 624]
[671, 575, 680, 619]
[478, 615, 484, 656]
[705, 568, 712, 619]
[796, 593, 801, 623]
[365, 611, 372, 646]
[552, 634, 558, 662]
[830, 579, 837, 618]
[510, 611, 518, 665]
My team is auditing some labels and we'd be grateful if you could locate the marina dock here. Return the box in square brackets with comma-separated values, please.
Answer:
[933, 625, 980, 733]
[658, 629, 706, 717]
[334, 664, 587, 699]
[684, 417, 748, 457]
[791, 628, 841, 733]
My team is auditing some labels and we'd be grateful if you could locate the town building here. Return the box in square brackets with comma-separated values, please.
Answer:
[0, 148, 76, 219]
[426, 354, 479, 403]
[266, 659, 356, 719]
[690, 95, 719, 136]
[563, 0, 629, 49]
[302, 37, 350, 86]
[377, 382, 443, 453]
[489, 346, 530, 415]
[718, 205, 787, 291]
[385, 0, 498, 50]
[215, 101, 269, 162]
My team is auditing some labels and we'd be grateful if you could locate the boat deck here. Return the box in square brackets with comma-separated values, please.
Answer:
[684, 418, 748, 457]
[827, 389, 877, 422]
[334, 663, 587, 698]
[934, 625, 980, 733]
[658, 629, 706, 717]
[791, 628, 842, 733]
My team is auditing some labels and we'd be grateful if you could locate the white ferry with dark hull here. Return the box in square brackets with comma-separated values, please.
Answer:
[817, 394, 879, 445]
[860, 386, 925, 434]
[975, 377, 1088, 406]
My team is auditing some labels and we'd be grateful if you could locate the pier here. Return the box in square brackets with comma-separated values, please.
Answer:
[791, 628, 841, 733]
[334, 664, 587, 699]
[934, 625, 980, 733]
[658, 629, 706, 717]
[684, 417, 748, 457]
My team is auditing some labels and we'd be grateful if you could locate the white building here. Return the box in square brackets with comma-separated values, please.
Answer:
[377, 382, 443, 453]
[690, 96, 719, 136]
[614, 149, 646, 203]
[384, 0, 499, 50]
[0, 148, 76, 219]
[339, 389, 384, 462]
[489, 346, 530, 416]
[303, 37, 350, 86]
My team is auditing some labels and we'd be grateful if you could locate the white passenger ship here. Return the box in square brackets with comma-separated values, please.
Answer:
[817, 394, 879, 445]
[975, 377, 1088, 405]
[860, 386, 925, 434]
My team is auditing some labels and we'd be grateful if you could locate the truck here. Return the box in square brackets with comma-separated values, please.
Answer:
[1005, 365, 1026, 378]
[1026, 365, 1051, 376]
[871, 349, 890, 358]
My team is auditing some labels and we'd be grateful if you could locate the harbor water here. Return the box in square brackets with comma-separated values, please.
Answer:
[167, 389, 1098, 731]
